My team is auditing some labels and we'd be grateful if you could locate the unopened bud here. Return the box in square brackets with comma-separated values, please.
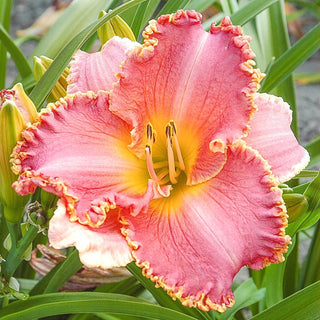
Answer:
[97, 11, 135, 45]
[279, 184, 293, 194]
[283, 193, 309, 223]
[27, 201, 47, 226]
[40, 189, 58, 220]
[0, 85, 36, 222]
[33, 55, 69, 101]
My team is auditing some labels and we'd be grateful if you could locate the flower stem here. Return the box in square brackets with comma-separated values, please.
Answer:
[2, 224, 38, 281]
[298, 221, 320, 289]
[6, 220, 22, 250]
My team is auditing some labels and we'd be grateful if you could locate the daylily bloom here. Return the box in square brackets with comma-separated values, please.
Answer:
[12, 11, 309, 312]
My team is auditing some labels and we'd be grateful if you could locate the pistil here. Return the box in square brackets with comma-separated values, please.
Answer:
[169, 121, 185, 171]
[166, 125, 178, 184]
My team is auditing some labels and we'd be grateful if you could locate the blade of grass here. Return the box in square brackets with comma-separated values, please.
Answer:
[129, 1, 152, 39]
[95, 277, 144, 296]
[220, 0, 238, 16]
[219, 279, 265, 320]
[157, 0, 192, 16]
[185, 0, 217, 12]
[231, 0, 277, 25]
[264, 1, 298, 137]
[202, 0, 278, 31]
[254, 2, 298, 309]
[127, 262, 212, 320]
[306, 135, 320, 168]
[283, 233, 299, 297]
[287, 171, 320, 236]
[261, 22, 320, 93]
[287, 0, 320, 19]
[293, 170, 319, 179]
[0, 292, 198, 320]
[30, 0, 117, 60]
[0, 0, 13, 88]
[29, 0, 147, 110]
[30, 248, 82, 295]
[0, 24, 33, 80]
[250, 280, 320, 320]
[298, 221, 320, 289]
[299, 171, 320, 230]
[294, 71, 320, 85]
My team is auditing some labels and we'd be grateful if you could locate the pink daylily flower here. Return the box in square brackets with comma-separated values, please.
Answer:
[12, 10, 309, 312]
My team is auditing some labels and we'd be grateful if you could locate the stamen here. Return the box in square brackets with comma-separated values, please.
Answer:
[153, 160, 169, 169]
[166, 125, 177, 184]
[145, 145, 160, 182]
[146, 123, 155, 147]
[157, 168, 170, 181]
[170, 121, 185, 171]
[146, 123, 153, 140]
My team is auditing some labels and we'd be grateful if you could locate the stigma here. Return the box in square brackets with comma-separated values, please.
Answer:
[145, 121, 185, 185]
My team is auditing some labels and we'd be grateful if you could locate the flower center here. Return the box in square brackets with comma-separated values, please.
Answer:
[145, 121, 186, 185]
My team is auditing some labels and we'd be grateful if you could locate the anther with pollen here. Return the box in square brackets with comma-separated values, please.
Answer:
[169, 121, 185, 171]
[145, 121, 185, 185]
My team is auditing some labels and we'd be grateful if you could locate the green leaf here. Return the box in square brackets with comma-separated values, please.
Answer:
[0, 24, 33, 81]
[95, 313, 145, 320]
[286, 7, 308, 23]
[95, 277, 144, 296]
[29, 0, 147, 110]
[218, 279, 265, 320]
[293, 170, 319, 179]
[30, 248, 82, 295]
[76, 278, 146, 320]
[185, 0, 217, 12]
[261, 263, 284, 308]
[294, 71, 320, 85]
[261, 22, 320, 93]
[30, 0, 117, 60]
[306, 135, 320, 168]
[0, 292, 198, 320]
[220, 0, 239, 16]
[287, 171, 320, 235]
[157, 0, 192, 16]
[231, 0, 278, 25]
[250, 280, 320, 320]
[299, 171, 320, 230]
[298, 222, 320, 288]
[128, 1, 153, 39]
[1, 224, 38, 281]
[258, 1, 298, 138]
[127, 262, 211, 320]
[202, 0, 278, 30]
[0, 0, 13, 88]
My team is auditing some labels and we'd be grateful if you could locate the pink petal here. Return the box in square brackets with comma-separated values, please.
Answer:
[110, 11, 263, 184]
[245, 93, 310, 184]
[49, 201, 133, 268]
[67, 36, 138, 94]
[12, 92, 151, 227]
[121, 140, 290, 312]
